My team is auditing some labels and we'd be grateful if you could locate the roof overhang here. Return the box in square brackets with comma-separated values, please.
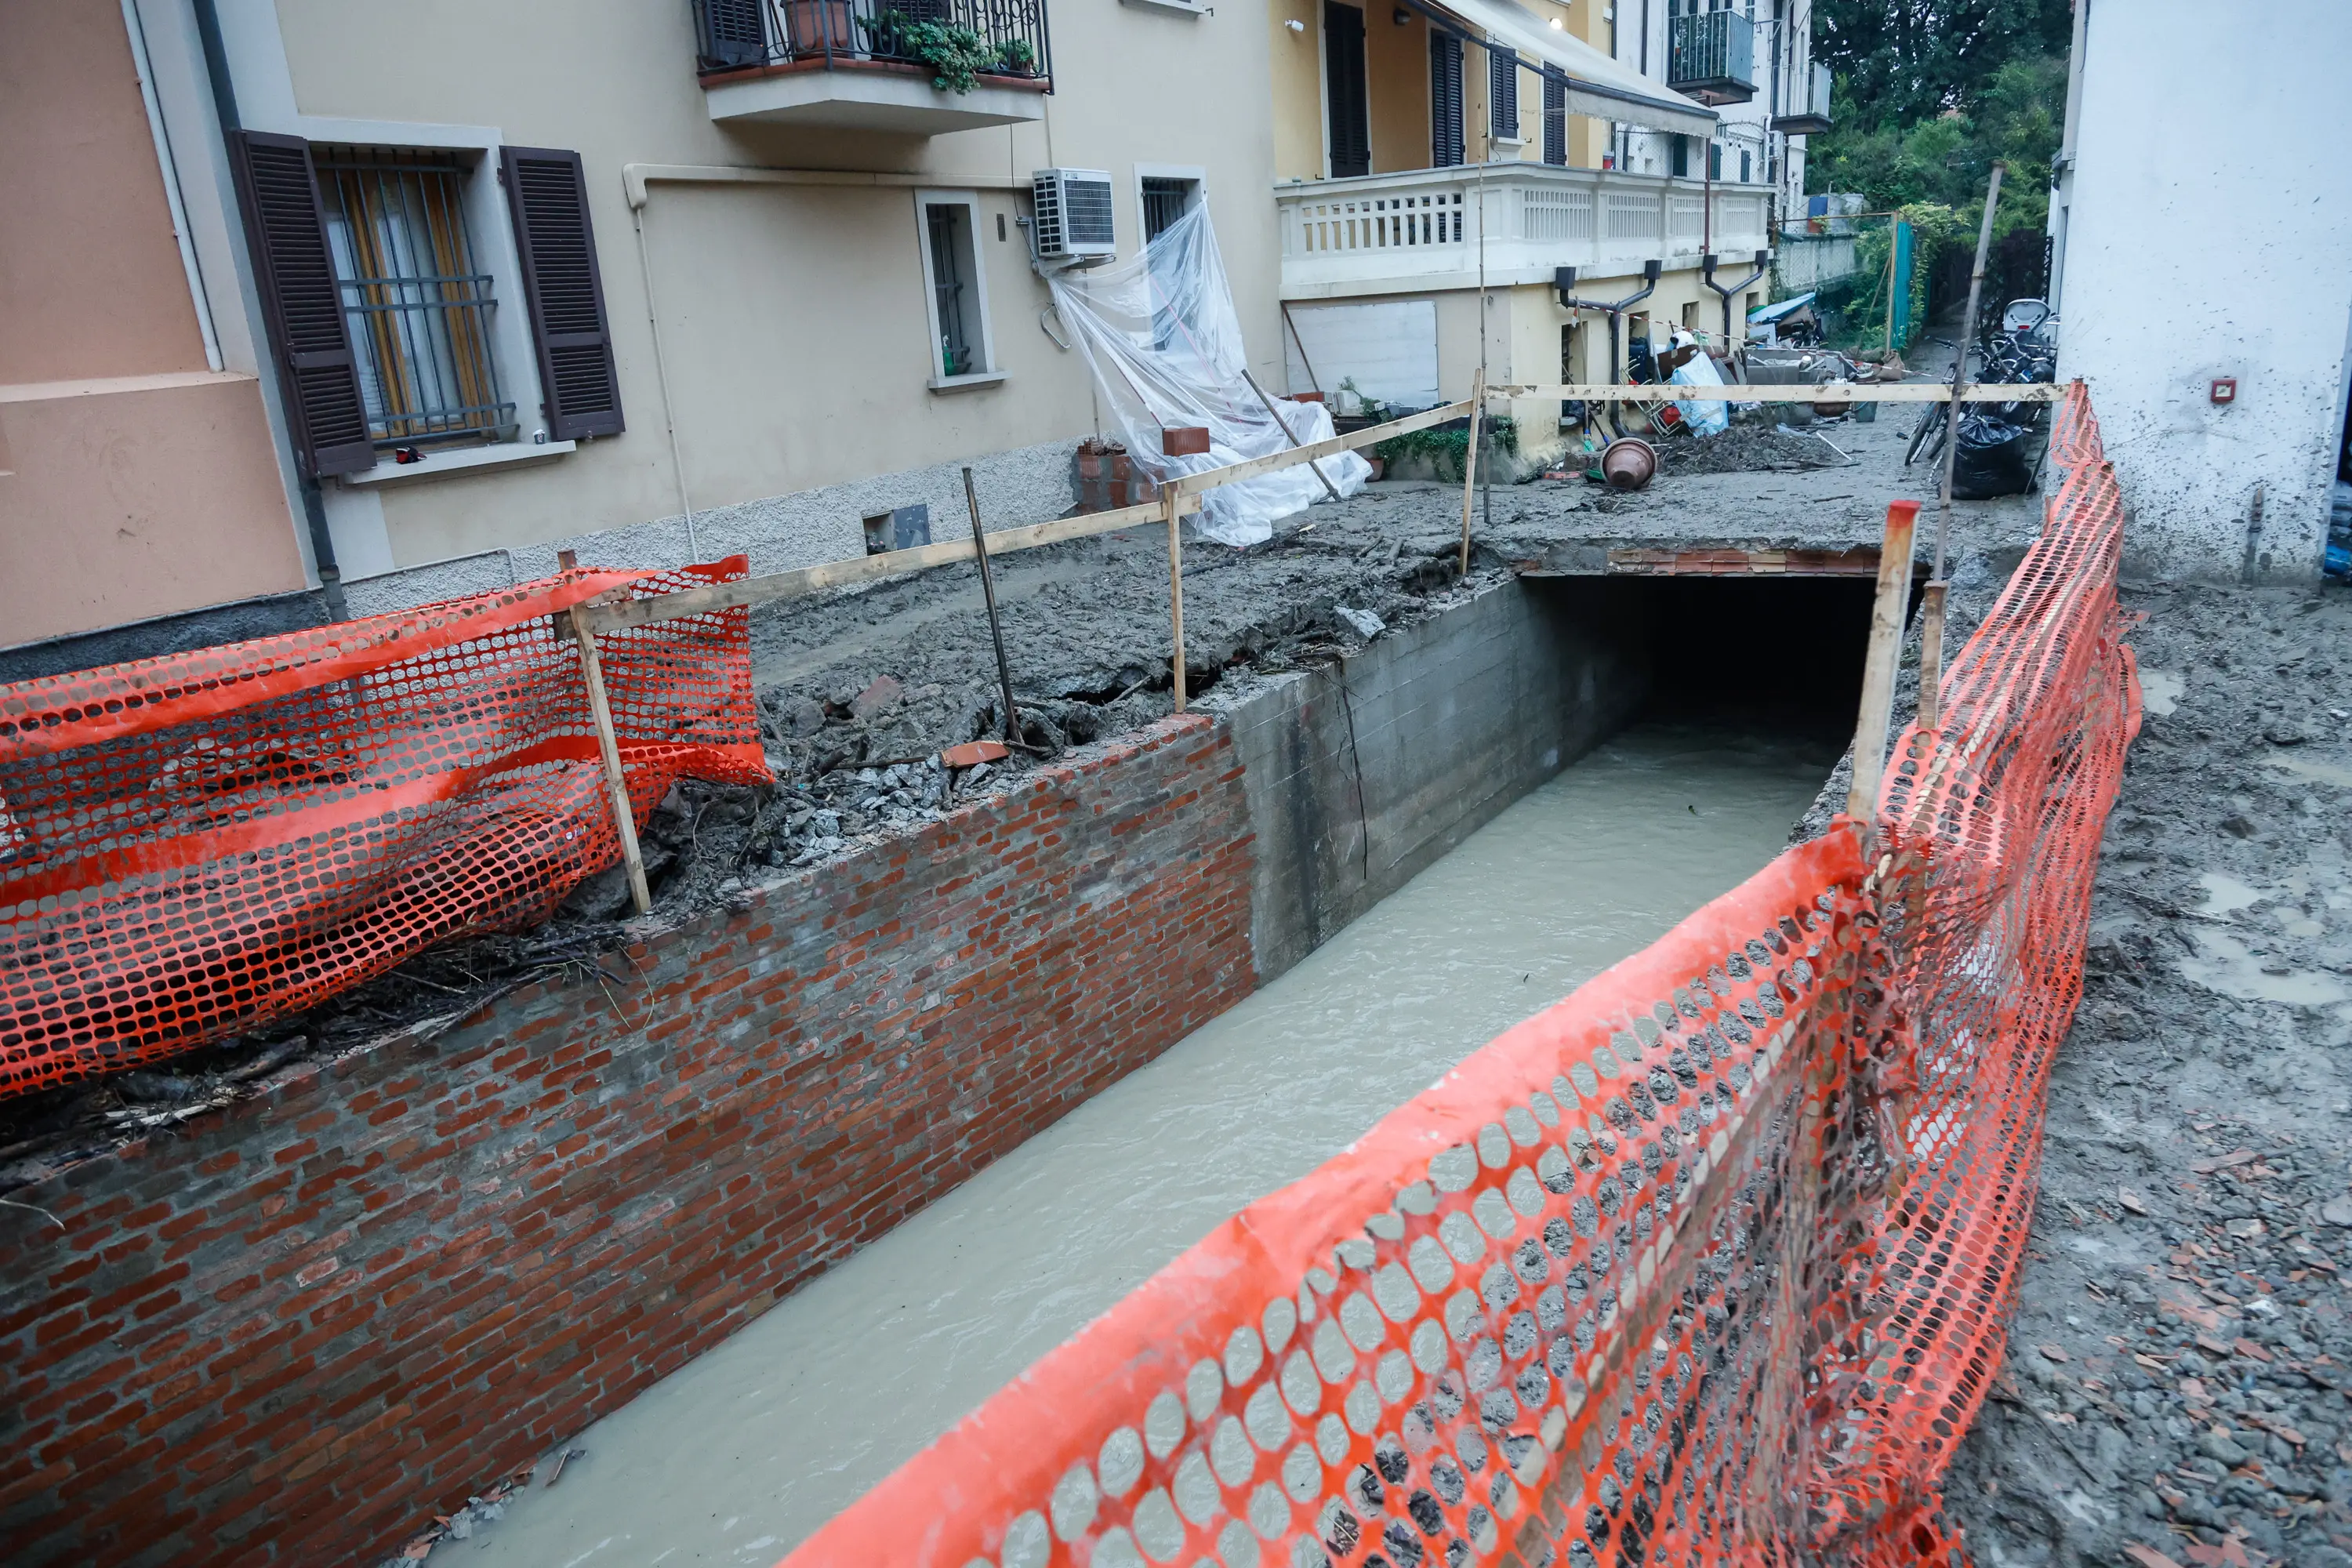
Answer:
[1416, 0, 1719, 140]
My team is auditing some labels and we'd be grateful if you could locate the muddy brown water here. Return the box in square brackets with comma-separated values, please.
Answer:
[456, 719, 1838, 1568]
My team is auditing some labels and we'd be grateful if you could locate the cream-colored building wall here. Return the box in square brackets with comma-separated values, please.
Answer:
[1269, 0, 1324, 181]
[262, 0, 1286, 570]
[1365, 9, 1429, 175]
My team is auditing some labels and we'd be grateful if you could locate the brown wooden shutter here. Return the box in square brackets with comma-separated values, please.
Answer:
[501, 147, 624, 441]
[226, 130, 376, 477]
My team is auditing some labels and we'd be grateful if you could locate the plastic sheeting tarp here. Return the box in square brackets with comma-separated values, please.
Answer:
[1044, 205, 1370, 547]
[1669, 344, 1733, 434]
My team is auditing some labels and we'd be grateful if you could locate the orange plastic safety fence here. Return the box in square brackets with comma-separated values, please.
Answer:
[0, 561, 766, 1098]
[1825, 380, 2140, 1554]
[779, 384, 2135, 1568]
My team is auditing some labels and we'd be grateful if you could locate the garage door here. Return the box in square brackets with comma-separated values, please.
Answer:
[1281, 299, 1440, 413]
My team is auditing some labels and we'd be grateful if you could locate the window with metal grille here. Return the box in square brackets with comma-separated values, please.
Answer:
[315, 148, 514, 448]
[1141, 177, 1197, 242]
[927, 203, 979, 378]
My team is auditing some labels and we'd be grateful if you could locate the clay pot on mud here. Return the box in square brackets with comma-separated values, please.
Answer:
[1599, 437, 1657, 491]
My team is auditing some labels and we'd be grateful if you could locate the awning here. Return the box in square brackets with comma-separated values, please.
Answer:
[1421, 0, 1719, 140]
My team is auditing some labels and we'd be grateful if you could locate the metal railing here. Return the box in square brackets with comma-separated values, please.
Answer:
[691, 0, 1051, 87]
[1668, 10, 1755, 96]
[316, 151, 515, 448]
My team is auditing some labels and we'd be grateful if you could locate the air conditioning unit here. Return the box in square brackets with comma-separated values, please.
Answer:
[1031, 168, 1117, 261]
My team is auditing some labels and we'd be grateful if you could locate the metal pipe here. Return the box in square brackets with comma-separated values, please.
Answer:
[1702, 249, 1770, 347]
[191, 0, 344, 621]
[1555, 260, 1660, 425]
[1239, 368, 1341, 501]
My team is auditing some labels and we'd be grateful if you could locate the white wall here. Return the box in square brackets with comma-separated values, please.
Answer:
[2057, 0, 2352, 580]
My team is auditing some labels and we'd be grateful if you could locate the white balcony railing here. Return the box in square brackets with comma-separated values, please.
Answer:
[1277, 163, 1771, 299]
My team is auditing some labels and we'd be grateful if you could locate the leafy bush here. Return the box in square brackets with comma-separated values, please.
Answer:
[863, 13, 1003, 93]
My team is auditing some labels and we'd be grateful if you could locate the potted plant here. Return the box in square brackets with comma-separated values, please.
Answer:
[993, 37, 1036, 76]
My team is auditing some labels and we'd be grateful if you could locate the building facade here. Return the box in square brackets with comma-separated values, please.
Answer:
[2, 0, 1819, 668]
[2049, 0, 2352, 579]
[1265, 0, 1817, 459]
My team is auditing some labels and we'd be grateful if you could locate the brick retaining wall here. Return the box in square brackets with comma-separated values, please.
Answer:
[0, 717, 1254, 1566]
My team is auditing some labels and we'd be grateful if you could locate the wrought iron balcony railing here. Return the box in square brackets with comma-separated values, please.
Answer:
[693, 0, 1051, 89]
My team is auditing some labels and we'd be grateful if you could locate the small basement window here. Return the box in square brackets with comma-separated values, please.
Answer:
[916, 191, 999, 389]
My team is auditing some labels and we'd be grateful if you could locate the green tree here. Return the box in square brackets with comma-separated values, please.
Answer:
[1813, 0, 2071, 130]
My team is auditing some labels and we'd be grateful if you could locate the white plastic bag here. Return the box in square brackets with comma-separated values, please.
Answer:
[1044, 206, 1369, 546]
[1670, 347, 1732, 437]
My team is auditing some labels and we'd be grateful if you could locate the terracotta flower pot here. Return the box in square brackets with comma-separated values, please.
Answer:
[785, 0, 858, 56]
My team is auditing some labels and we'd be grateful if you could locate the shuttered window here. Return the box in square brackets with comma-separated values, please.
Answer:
[1430, 34, 1465, 168]
[1543, 69, 1566, 165]
[1488, 42, 1518, 143]
[226, 131, 376, 477]
[500, 147, 624, 441]
[1323, 3, 1370, 179]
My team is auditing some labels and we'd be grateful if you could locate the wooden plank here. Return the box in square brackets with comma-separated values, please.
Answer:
[575, 492, 1199, 634]
[558, 550, 651, 916]
[1165, 488, 1186, 713]
[1499, 382, 2066, 403]
[580, 397, 1472, 634]
[1457, 369, 1484, 576]
[1917, 579, 1950, 731]
[1168, 398, 1475, 497]
[1847, 499, 1921, 818]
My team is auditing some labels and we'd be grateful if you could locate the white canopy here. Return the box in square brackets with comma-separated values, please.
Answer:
[1428, 0, 1719, 140]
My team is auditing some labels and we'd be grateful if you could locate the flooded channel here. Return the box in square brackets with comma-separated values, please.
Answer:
[464, 718, 1838, 1568]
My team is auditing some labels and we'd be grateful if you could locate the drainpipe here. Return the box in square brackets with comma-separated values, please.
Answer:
[1557, 260, 1661, 426]
[190, 0, 347, 620]
[1703, 249, 1769, 349]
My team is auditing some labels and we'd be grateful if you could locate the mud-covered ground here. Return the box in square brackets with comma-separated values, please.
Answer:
[1942, 583, 2352, 1568]
[0, 362, 2043, 1184]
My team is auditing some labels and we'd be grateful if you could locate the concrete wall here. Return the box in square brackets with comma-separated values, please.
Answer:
[0, 0, 308, 644]
[214, 0, 1287, 586]
[0, 717, 1254, 1568]
[2056, 0, 2352, 580]
[1211, 577, 1648, 978]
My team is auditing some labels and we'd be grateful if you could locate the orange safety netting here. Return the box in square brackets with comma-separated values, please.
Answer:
[0, 561, 765, 1098]
[780, 382, 2136, 1568]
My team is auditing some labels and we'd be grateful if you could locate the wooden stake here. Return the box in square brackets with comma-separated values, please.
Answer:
[963, 467, 1022, 746]
[1847, 500, 1921, 820]
[1240, 368, 1341, 502]
[558, 550, 652, 916]
[1458, 368, 1486, 577]
[1164, 485, 1186, 713]
[1916, 579, 1949, 732]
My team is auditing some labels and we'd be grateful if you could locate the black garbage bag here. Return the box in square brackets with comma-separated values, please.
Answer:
[1951, 412, 2033, 498]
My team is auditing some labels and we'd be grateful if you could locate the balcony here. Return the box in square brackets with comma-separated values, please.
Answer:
[1276, 164, 1771, 300]
[1773, 64, 1833, 136]
[691, 0, 1051, 132]
[1667, 11, 1755, 107]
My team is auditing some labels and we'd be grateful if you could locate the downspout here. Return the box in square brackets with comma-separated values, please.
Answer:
[190, 0, 347, 620]
[1557, 260, 1661, 425]
[1703, 249, 1769, 347]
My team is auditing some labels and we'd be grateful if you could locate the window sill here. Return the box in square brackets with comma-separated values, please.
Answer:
[340, 440, 577, 488]
[1490, 136, 1527, 148]
[927, 371, 1007, 395]
[1120, 0, 1209, 13]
